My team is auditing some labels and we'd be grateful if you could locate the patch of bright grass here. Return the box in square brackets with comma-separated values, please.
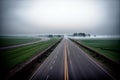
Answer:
[0, 36, 41, 47]
[0, 38, 60, 69]
[77, 39, 120, 63]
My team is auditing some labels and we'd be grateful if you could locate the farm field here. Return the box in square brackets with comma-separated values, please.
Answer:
[0, 36, 41, 47]
[0, 38, 60, 70]
[77, 39, 120, 63]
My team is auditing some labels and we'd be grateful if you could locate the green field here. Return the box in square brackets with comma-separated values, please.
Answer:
[0, 38, 60, 69]
[0, 36, 41, 47]
[77, 39, 120, 63]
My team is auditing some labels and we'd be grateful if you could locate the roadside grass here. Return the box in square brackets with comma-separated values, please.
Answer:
[77, 39, 120, 63]
[0, 38, 59, 69]
[0, 36, 41, 47]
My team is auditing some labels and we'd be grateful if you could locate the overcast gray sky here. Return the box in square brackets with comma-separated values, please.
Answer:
[1, 0, 120, 35]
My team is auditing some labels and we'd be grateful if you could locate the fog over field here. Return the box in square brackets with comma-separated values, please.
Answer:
[1, 0, 120, 35]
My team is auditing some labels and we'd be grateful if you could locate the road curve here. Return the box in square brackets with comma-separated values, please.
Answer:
[30, 38, 113, 80]
[0, 39, 47, 50]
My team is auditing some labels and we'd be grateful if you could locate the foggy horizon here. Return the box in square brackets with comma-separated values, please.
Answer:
[1, 0, 120, 35]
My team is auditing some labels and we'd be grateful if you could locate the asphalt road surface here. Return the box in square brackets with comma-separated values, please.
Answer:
[30, 38, 113, 80]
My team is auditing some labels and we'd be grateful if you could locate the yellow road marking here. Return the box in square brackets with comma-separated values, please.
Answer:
[64, 40, 69, 80]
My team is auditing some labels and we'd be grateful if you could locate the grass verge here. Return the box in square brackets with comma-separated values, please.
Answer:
[0, 36, 41, 47]
[77, 39, 120, 63]
[0, 38, 59, 70]
[71, 39, 120, 79]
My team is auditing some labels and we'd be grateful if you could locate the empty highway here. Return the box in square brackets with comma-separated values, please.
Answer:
[30, 38, 113, 80]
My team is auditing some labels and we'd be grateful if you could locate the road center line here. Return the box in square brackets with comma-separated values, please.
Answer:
[64, 40, 69, 80]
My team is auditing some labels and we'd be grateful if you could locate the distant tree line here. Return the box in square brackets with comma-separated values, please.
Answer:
[73, 32, 91, 37]
[48, 34, 64, 38]
[38, 34, 64, 38]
